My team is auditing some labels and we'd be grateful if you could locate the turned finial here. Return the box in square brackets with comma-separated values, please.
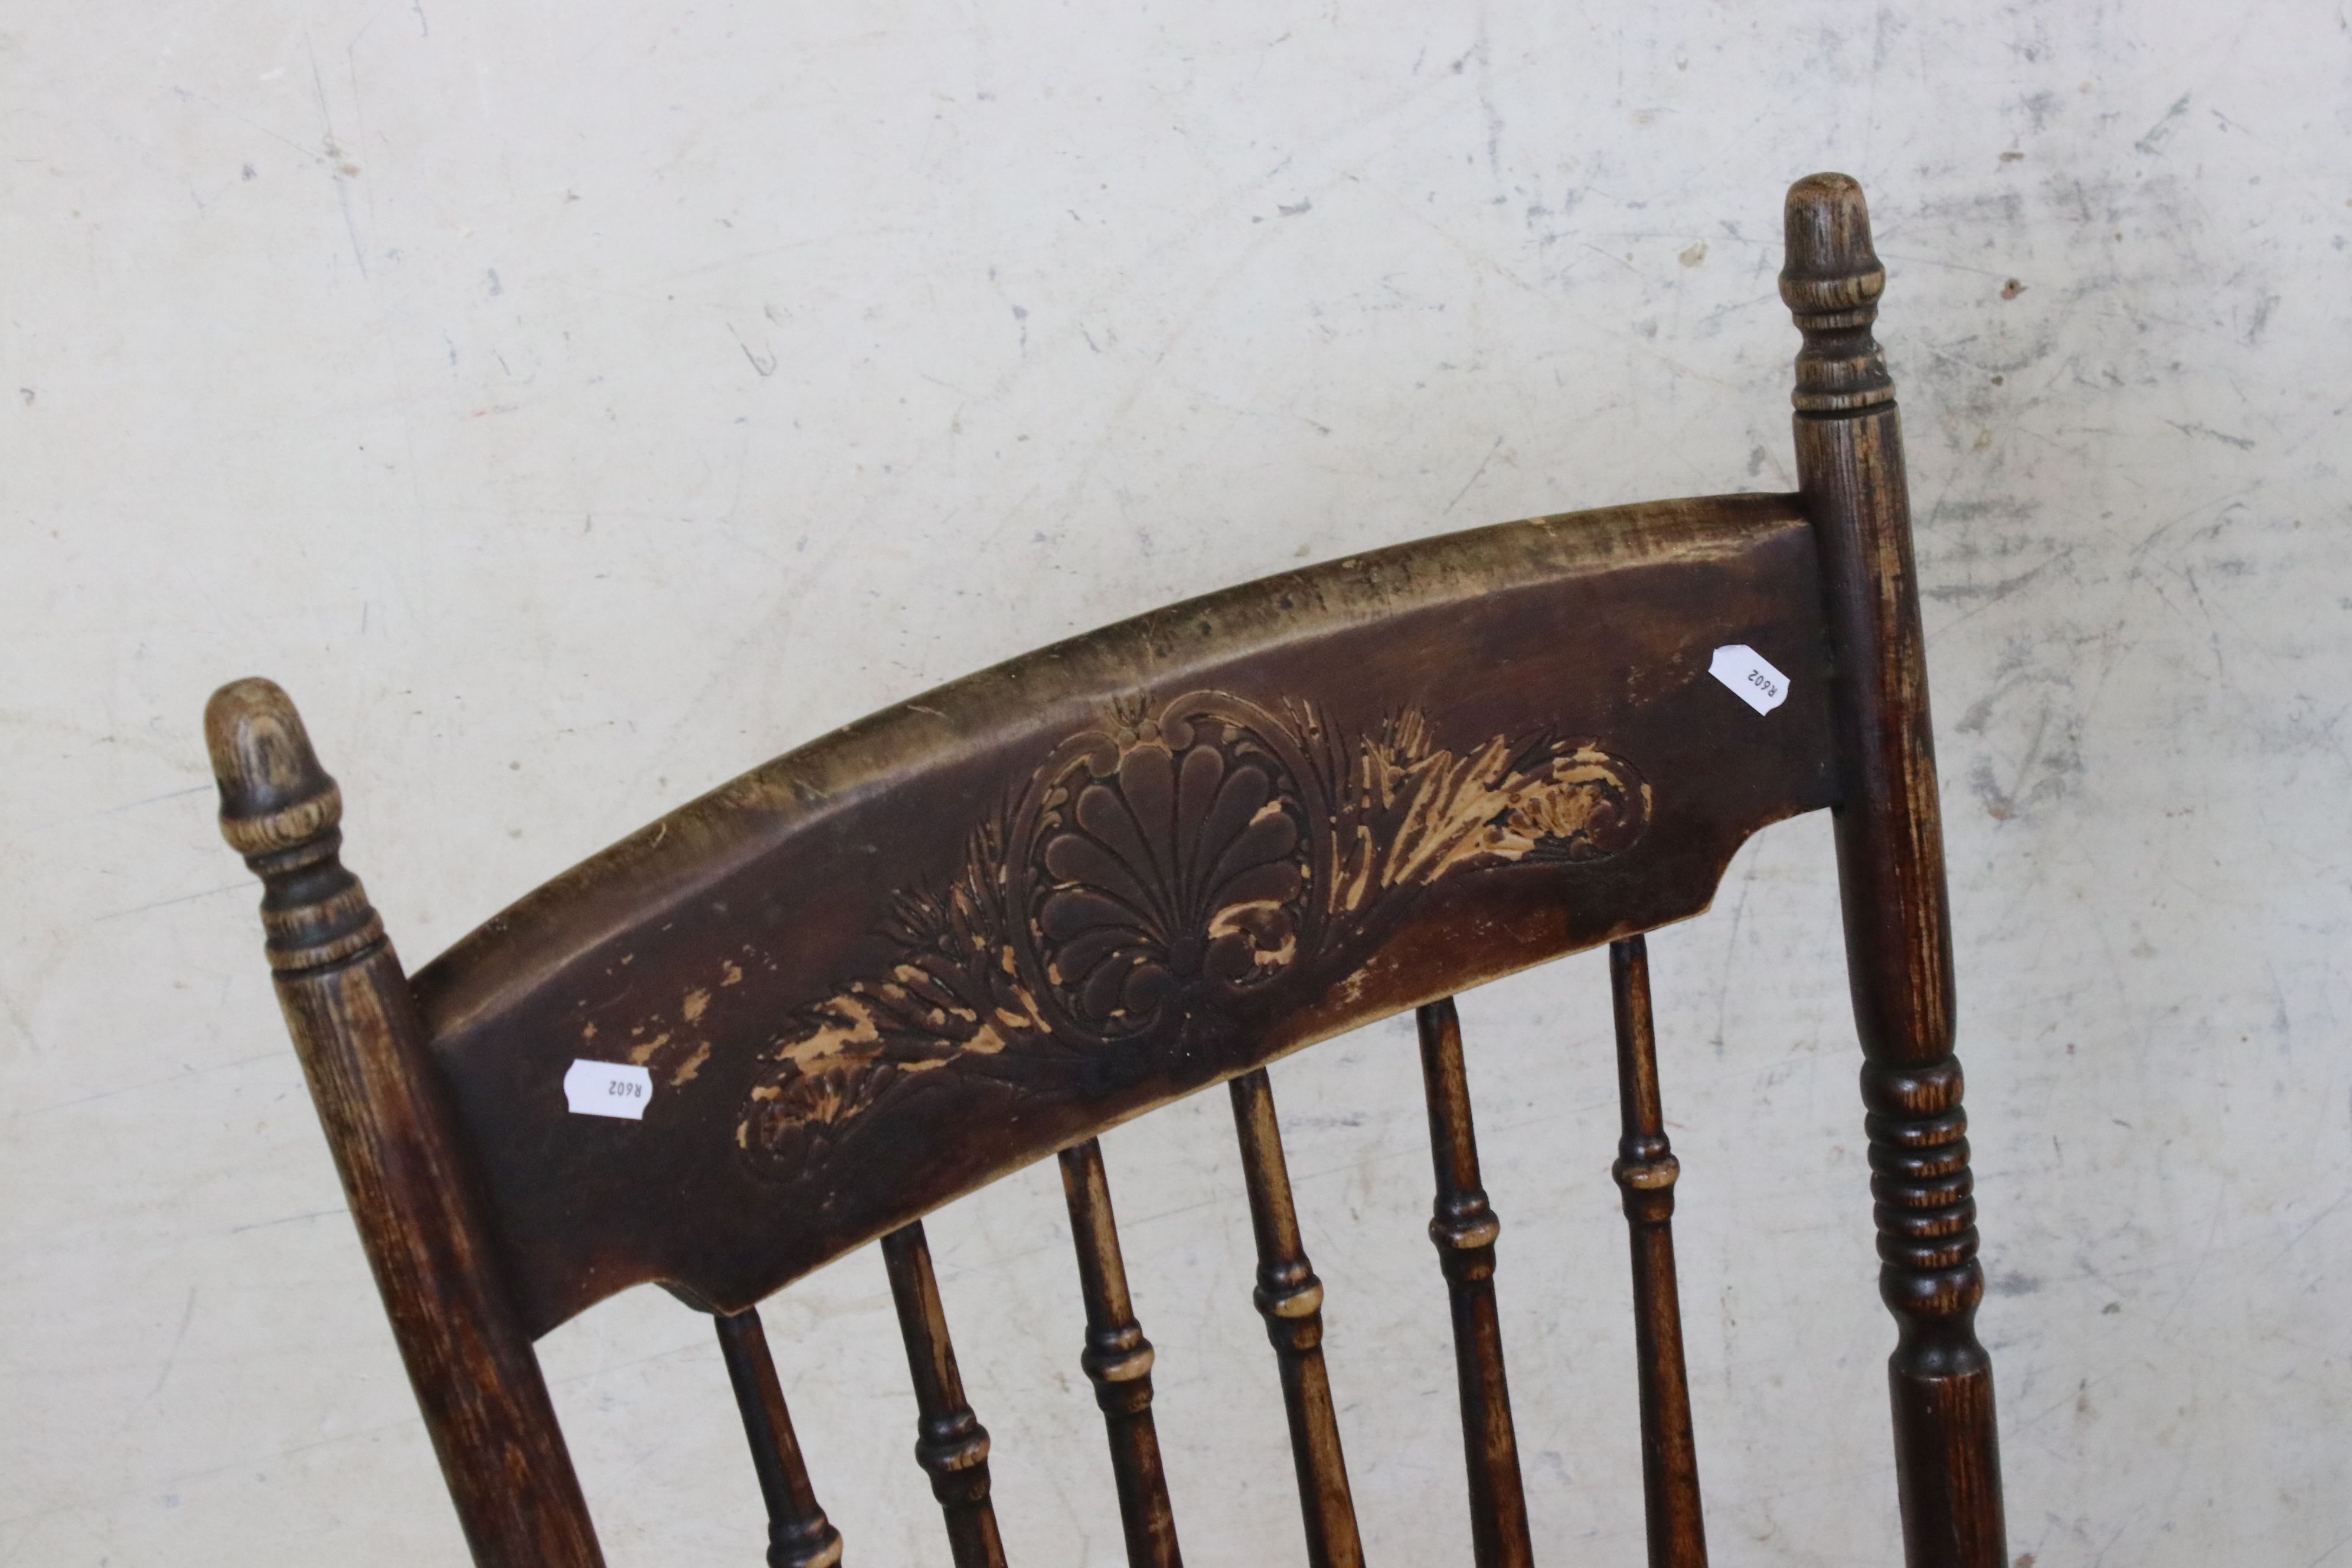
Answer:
[205, 678, 384, 971]
[1780, 172, 1893, 413]
[207, 677, 344, 857]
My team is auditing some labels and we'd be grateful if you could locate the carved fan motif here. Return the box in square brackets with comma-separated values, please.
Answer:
[1025, 701, 1315, 1041]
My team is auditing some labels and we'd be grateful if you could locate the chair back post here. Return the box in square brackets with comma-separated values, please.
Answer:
[1780, 175, 2008, 1568]
[205, 678, 603, 1568]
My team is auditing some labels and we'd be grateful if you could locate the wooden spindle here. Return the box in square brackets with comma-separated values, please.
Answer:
[1783, 171, 2007, 1568]
[1057, 1138, 1183, 1568]
[1227, 1067, 1365, 1568]
[880, 1221, 1008, 1568]
[1413, 999, 1535, 1568]
[1608, 937, 1707, 1568]
[713, 1306, 845, 1568]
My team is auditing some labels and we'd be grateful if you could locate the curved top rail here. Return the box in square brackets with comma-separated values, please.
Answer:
[411, 492, 1835, 1335]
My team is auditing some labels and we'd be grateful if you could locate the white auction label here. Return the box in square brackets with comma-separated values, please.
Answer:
[564, 1059, 653, 1120]
[1709, 644, 1791, 715]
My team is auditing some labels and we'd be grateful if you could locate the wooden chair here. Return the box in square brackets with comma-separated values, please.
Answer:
[204, 174, 2006, 1568]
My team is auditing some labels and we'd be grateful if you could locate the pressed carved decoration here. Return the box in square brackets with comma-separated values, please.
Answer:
[734, 692, 1649, 1174]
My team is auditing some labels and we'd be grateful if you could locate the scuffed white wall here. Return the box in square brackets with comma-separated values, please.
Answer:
[4, 4, 2348, 1564]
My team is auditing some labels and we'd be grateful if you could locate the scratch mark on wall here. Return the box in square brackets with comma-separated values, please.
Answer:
[2165, 421, 2256, 450]
[94, 883, 250, 923]
[2134, 93, 2191, 155]
[144, 1287, 199, 1403]
[228, 1207, 350, 1235]
[1443, 434, 1505, 514]
[727, 322, 778, 377]
[305, 36, 368, 277]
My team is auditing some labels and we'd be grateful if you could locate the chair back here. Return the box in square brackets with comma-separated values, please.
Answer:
[206, 174, 2007, 1568]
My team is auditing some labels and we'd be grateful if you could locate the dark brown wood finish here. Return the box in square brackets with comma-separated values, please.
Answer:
[1782, 173, 2007, 1567]
[204, 174, 2007, 1568]
[1057, 1139, 1184, 1568]
[1413, 999, 1534, 1568]
[713, 1306, 844, 1568]
[204, 680, 603, 1568]
[1229, 1067, 1365, 1568]
[1606, 936, 1707, 1568]
[880, 1221, 1009, 1568]
[409, 493, 1836, 1335]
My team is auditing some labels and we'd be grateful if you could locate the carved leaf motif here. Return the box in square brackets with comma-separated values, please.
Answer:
[731, 819, 1050, 1174]
[741, 1058, 899, 1174]
[1333, 720, 1652, 915]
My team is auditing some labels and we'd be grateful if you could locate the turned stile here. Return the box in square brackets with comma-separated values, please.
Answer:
[1057, 1139, 1184, 1568]
[204, 678, 602, 1568]
[880, 1220, 1010, 1568]
[1413, 999, 1534, 1568]
[713, 1306, 844, 1568]
[1607, 937, 1707, 1568]
[1228, 1067, 1366, 1568]
[1782, 173, 2008, 1568]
